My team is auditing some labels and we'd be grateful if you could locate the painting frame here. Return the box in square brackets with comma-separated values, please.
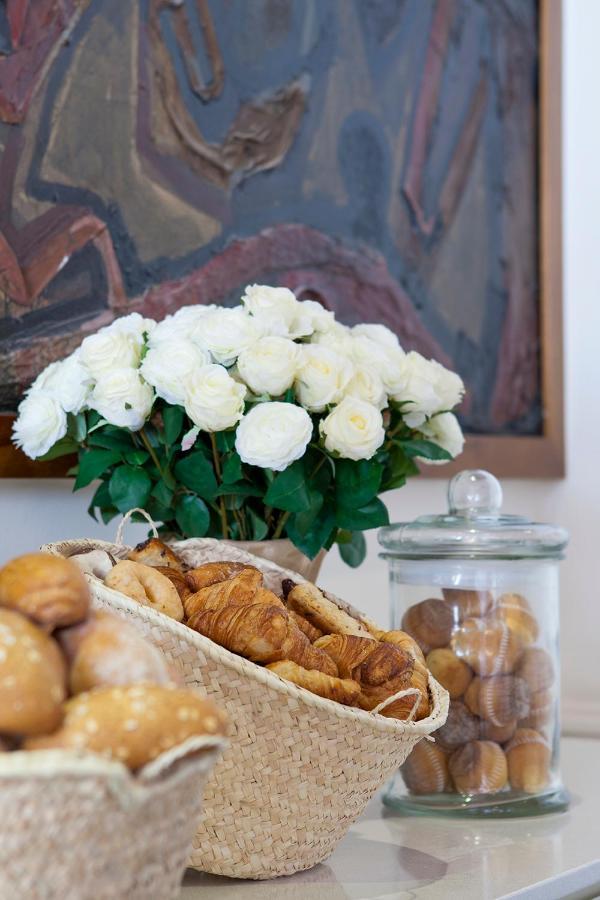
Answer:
[0, 0, 564, 479]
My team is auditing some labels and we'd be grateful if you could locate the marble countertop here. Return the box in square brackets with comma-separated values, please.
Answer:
[181, 736, 600, 900]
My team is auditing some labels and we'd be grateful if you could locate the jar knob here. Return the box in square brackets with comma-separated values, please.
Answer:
[448, 469, 503, 516]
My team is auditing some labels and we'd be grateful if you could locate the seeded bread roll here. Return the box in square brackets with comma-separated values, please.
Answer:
[0, 608, 67, 736]
[57, 610, 177, 694]
[24, 684, 227, 770]
[0, 553, 89, 629]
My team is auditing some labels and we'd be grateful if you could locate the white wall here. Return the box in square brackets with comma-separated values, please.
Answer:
[0, 0, 598, 733]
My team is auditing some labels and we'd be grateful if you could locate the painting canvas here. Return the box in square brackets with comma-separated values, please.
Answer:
[0, 0, 563, 475]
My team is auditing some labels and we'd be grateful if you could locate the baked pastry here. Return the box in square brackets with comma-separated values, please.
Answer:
[57, 610, 176, 694]
[374, 630, 426, 664]
[24, 684, 227, 770]
[0, 553, 89, 629]
[442, 588, 493, 621]
[401, 598, 454, 654]
[355, 642, 430, 720]
[183, 568, 272, 619]
[267, 661, 361, 705]
[186, 561, 253, 592]
[402, 740, 452, 794]
[488, 593, 538, 646]
[449, 740, 508, 794]
[288, 610, 322, 642]
[68, 549, 116, 580]
[505, 728, 551, 793]
[152, 566, 192, 602]
[434, 700, 480, 750]
[451, 616, 523, 676]
[314, 634, 379, 677]
[284, 582, 371, 638]
[105, 561, 184, 621]
[127, 538, 185, 573]
[188, 603, 338, 675]
[425, 648, 473, 699]
[0, 608, 66, 736]
[464, 675, 530, 726]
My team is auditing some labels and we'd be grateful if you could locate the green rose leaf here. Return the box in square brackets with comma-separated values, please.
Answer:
[37, 437, 78, 462]
[174, 452, 218, 499]
[75, 449, 122, 489]
[68, 412, 87, 443]
[163, 406, 185, 445]
[337, 531, 367, 567]
[214, 482, 263, 498]
[151, 481, 174, 508]
[400, 439, 453, 461]
[336, 497, 389, 530]
[247, 508, 268, 541]
[124, 449, 150, 466]
[264, 461, 312, 513]
[175, 495, 210, 537]
[335, 458, 383, 509]
[215, 431, 236, 453]
[87, 430, 135, 452]
[222, 452, 243, 485]
[286, 504, 335, 560]
[108, 465, 152, 513]
[382, 444, 420, 491]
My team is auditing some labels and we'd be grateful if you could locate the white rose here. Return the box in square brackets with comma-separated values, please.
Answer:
[344, 365, 387, 409]
[312, 322, 355, 356]
[392, 352, 464, 427]
[352, 322, 400, 349]
[12, 392, 67, 459]
[235, 402, 313, 471]
[30, 352, 90, 414]
[184, 364, 246, 431]
[140, 339, 211, 405]
[295, 345, 353, 412]
[194, 307, 261, 365]
[80, 329, 142, 378]
[91, 369, 154, 430]
[299, 299, 335, 334]
[149, 305, 217, 347]
[241, 284, 312, 339]
[237, 336, 299, 396]
[419, 412, 465, 463]
[107, 312, 156, 340]
[320, 397, 385, 461]
[351, 335, 406, 395]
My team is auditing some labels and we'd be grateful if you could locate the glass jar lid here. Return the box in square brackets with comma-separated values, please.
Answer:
[378, 469, 568, 560]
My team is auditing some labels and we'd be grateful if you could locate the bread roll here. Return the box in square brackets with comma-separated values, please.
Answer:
[105, 561, 184, 621]
[128, 538, 185, 573]
[68, 550, 115, 580]
[24, 684, 227, 770]
[57, 611, 176, 694]
[152, 566, 192, 602]
[0, 609, 66, 736]
[285, 582, 371, 637]
[0, 553, 89, 629]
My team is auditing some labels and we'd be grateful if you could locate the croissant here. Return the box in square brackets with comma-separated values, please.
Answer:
[288, 610, 323, 642]
[285, 583, 372, 638]
[187, 603, 338, 675]
[314, 634, 378, 677]
[375, 630, 426, 664]
[183, 568, 264, 619]
[355, 643, 430, 720]
[186, 561, 255, 592]
[267, 661, 361, 706]
[153, 566, 192, 602]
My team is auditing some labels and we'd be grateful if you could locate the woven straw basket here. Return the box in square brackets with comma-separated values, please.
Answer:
[43, 536, 449, 880]
[0, 737, 224, 900]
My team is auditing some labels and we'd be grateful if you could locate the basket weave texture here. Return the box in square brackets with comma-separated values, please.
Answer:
[43, 537, 449, 880]
[0, 738, 224, 900]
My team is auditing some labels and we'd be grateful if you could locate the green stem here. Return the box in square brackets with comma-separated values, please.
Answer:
[140, 429, 165, 480]
[272, 510, 290, 540]
[210, 433, 229, 540]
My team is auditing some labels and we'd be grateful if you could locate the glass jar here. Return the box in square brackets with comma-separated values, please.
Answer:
[379, 469, 569, 817]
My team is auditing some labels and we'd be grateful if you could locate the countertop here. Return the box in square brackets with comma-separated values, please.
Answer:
[181, 736, 600, 900]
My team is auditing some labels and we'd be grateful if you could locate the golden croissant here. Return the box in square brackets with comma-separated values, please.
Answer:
[186, 561, 256, 592]
[267, 661, 361, 706]
[355, 643, 430, 720]
[314, 634, 378, 677]
[187, 603, 338, 676]
[183, 568, 265, 619]
[288, 609, 323, 642]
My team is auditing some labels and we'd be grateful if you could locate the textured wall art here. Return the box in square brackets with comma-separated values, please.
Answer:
[0, 0, 563, 475]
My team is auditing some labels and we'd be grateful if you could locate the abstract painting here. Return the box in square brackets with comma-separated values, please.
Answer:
[0, 0, 563, 475]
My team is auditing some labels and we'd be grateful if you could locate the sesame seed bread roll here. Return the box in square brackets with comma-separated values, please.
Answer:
[0, 553, 89, 629]
[0, 608, 67, 736]
[24, 684, 228, 771]
[57, 610, 177, 694]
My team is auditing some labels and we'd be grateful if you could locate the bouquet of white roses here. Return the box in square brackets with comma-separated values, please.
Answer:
[12, 285, 465, 566]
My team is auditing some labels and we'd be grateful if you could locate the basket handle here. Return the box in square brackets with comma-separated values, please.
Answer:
[370, 687, 421, 720]
[115, 508, 159, 546]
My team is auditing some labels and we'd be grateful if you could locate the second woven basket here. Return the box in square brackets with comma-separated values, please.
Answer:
[43, 537, 449, 880]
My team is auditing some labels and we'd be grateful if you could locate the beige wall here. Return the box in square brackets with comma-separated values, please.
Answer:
[0, 0, 598, 733]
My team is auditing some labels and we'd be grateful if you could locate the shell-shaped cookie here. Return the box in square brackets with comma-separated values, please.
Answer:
[426, 648, 473, 700]
[442, 588, 493, 622]
[464, 675, 530, 726]
[505, 728, 552, 793]
[401, 599, 454, 655]
[516, 647, 554, 694]
[449, 740, 508, 795]
[519, 689, 553, 731]
[402, 740, 452, 795]
[488, 593, 538, 646]
[479, 719, 517, 744]
[434, 700, 480, 751]
[451, 617, 523, 677]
